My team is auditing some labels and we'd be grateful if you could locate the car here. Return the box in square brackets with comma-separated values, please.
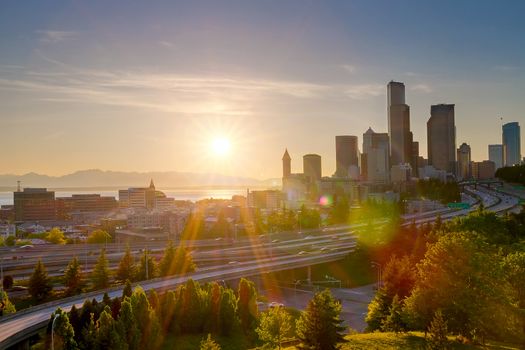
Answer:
[271, 239, 279, 243]
[269, 302, 284, 308]
[228, 261, 239, 265]
[19, 245, 34, 249]
[297, 251, 307, 255]
[10, 286, 28, 291]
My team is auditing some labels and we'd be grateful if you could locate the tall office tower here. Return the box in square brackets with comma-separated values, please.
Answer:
[303, 154, 322, 181]
[14, 188, 56, 221]
[335, 135, 359, 178]
[387, 81, 412, 165]
[457, 143, 471, 180]
[502, 122, 521, 166]
[427, 104, 456, 174]
[282, 149, 291, 178]
[488, 144, 505, 169]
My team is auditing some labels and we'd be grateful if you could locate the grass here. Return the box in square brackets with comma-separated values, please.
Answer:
[282, 332, 521, 350]
[161, 333, 254, 350]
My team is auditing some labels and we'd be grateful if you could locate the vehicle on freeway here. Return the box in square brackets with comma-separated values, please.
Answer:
[10, 286, 28, 291]
[19, 245, 34, 249]
[269, 301, 284, 308]
[297, 251, 307, 255]
[271, 239, 279, 243]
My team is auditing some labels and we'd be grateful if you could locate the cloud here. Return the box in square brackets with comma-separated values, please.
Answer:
[36, 30, 77, 43]
[410, 84, 432, 93]
[158, 41, 174, 48]
[343, 84, 383, 99]
[341, 64, 356, 74]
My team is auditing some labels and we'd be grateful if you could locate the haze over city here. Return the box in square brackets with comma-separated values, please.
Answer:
[1, 0, 524, 179]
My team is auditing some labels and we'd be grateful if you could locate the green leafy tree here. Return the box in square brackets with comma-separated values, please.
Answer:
[427, 309, 449, 350]
[64, 257, 83, 296]
[365, 288, 391, 331]
[256, 306, 292, 349]
[80, 313, 96, 350]
[115, 245, 136, 282]
[122, 280, 133, 299]
[48, 308, 77, 350]
[502, 251, 525, 346]
[381, 295, 406, 333]
[237, 278, 259, 333]
[87, 229, 111, 244]
[91, 249, 110, 290]
[46, 227, 67, 244]
[159, 241, 196, 277]
[200, 334, 222, 350]
[130, 286, 162, 348]
[0, 288, 16, 315]
[219, 288, 237, 335]
[296, 289, 346, 350]
[29, 259, 53, 301]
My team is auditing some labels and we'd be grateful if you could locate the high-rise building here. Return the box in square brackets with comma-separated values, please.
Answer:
[362, 127, 390, 183]
[488, 144, 505, 170]
[119, 180, 157, 209]
[335, 135, 359, 178]
[303, 154, 322, 181]
[14, 188, 56, 222]
[502, 122, 521, 166]
[457, 143, 471, 180]
[387, 81, 412, 166]
[472, 160, 496, 180]
[427, 104, 456, 174]
[411, 140, 419, 177]
[282, 149, 291, 178]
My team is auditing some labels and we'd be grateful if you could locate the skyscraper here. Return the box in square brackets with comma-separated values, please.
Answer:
[457, 143, 471, 180]
[303, 154, 322, 181]
[335, 135, 359, 178]
[502, 122, 521, 166]
[427, 104, 456, 174]
[362, 127, 390, 183]
[282, 149, 291, 178]
[488, 144, 505, 169]
[387, 81, 412, 166]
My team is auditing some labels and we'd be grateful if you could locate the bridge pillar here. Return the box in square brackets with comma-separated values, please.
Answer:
[307, 266, 312, 285]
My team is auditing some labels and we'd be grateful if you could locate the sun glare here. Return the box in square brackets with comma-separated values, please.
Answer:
[211, 137, 231, 156]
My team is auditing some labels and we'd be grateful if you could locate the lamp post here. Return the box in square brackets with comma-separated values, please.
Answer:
[51, 313, 60, 350]
[371, 261, 382, 290]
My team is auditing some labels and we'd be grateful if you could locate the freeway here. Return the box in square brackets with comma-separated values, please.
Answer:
[0, 246, 353, 348]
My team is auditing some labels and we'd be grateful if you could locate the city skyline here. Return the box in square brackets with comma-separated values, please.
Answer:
[1, 1, 524, 179]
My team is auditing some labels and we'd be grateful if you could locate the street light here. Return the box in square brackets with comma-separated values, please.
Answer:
[51, 313, 60, 350]
[371, 261, 382, 290]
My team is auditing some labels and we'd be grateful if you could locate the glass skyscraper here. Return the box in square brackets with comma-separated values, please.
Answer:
[502, 122, 521, 166]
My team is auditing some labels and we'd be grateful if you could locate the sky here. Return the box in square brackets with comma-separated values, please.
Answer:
[0, 0, 524, 179]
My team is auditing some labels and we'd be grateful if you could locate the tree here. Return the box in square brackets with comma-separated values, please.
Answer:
[0, 288, 16, 316]
[95, 307, 124, 350]
[296, 289, 346, 350]
[256, 306, 292, 349]
[427, 309, 449, 350]
[64, 257, 83, 296]
[200, 334, 222, 350]
[159, 241, 195, 277]
[219, 288, 237, 335]
[2, 275, 14, 290]
[116, 299, 140, 350]
[87, 229, 111, 244]
[237, 278, 259, 334]
[122, 280, 133, 299]
[91, 249, 110, 290]
[46, 227, 67, 244]
[29, 259, 53, 301]
[136, 249, 157, 281]
[381, 295, 406, 333]
[115, 245, 136, 282]
[502, 251, 525, 346]
[365, 288, 391, 332]
[48, 308, 77, 350]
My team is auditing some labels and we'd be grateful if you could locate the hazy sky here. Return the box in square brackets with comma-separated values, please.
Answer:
[1, 0, 524, 179]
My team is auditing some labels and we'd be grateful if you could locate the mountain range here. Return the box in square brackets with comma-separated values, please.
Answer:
[0, 169, 280, 190]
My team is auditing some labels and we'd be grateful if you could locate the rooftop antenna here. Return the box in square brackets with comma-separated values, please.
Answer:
[17, 180, 21, 192]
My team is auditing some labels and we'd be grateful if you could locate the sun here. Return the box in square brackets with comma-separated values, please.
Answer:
[211, 137, 231, 156]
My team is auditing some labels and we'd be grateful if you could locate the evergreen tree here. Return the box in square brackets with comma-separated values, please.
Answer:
[95, 307, 124, 350]
[122, 280, 133, 299]
[0, 288, 16, 315]
[80, 313, 96, 350]
[64, 257, 83, 296]
[200, 334, 222, 350]
[91, 249, 110, 289]
[29, 259, 53, 301]
[102, 292, 112, 306]
[116, 299, 140, 350]
[256, 306, 292, 349]
[136, 249, 157, 281]
[365, 288, 392, 331]
[159, 240, 176, 276]
[48, 308, 77, 350]
[237, 278, 258, 333]
[68, 305, 82, 344]
[2, 275, 14, 290]
[296, 289, 346, 350]
[381, 295, 406, 333]
[209, 282, 223, 333]
[116, 245, 136, 282]
[427, 309, 449, 350]
[219, 288, 237, 335]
